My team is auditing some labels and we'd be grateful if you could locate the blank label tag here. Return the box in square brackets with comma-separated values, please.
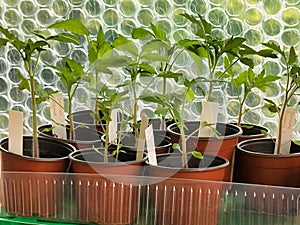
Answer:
[145, 125, 157, 166]
[136, 114, 148, 160]
[109, 109, 118, 143]
[8, 110, 23, 155]
[198, 99, 219, 137]
[276, 107, 295, 154]
[49, 92, 66, 139]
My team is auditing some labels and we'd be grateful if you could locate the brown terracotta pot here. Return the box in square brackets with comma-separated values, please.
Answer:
[101, 130, 172, 155]
[0, 136, 75, 217]
[232, 123, 269, 142]
[233, 138, 300, 187]
[69, 148, 146, 224]
[167, 121, 242, 181]
[233, 138, 300, 215]
[145, 153, 229, 225]
[38, 124, 103, 150]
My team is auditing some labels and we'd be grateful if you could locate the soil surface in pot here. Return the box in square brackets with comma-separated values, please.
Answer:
[38, 124, 103, 149]
[102, 130, 172, 154]
[157, 153, 227, 169]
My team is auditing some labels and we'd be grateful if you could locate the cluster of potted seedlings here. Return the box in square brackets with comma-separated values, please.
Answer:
[0, 13, 300, 225]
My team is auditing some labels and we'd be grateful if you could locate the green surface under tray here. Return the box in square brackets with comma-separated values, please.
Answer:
[0, 217, 82, 225]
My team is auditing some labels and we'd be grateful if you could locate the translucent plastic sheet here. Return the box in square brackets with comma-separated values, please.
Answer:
[0, 172, 299, 225]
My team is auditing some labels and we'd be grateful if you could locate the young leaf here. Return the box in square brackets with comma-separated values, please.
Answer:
[288, 46, 297, 65]
[192, 151, 203, 160]
[48, 33, 80, 44]
[240, 57, 254, 68]
[0, 38, 8, 46]
[223, 37, 245, 52]
[186, 88, 195, 104]
[140, 52, 168, 63]
[48, 19, 89, 36]
[92, 55, 133, 73]
[132, 27, 153, 39]
[172, 143, 181, 151]
[262, 42, 284, 57]
[16, 74, 30, 91]
[150, 23, 168, 42]
[155, 107, 169, 117]
[142, 39, 169, 53]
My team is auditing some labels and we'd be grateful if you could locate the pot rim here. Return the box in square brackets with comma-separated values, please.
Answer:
[231, 122, 269, 138]
[100, 130, 172, 149]
[0, 136, 75, 161]
[146, 152, 229, 172]
[38, 124, 103, 144]
[167, 121, 242, 140]
[237, 138, 300, 158]
[69, 148, 147, 166]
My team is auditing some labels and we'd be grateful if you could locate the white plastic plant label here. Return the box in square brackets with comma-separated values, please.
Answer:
[145, 125, 157, 166]
[109, 109, 118, 144]
[136, 114, 148, 160]
[49, 92, 66, 139]
[8, 110, 23, 155]
[198, 99, 219, 137]
[275, 107, 296, 155]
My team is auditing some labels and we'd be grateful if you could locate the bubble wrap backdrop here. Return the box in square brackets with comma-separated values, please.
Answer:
[0, 0, 299, 138]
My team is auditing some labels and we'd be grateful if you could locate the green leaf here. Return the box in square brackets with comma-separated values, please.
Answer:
[48, 19, 89, 36]
[154, 107, 169, 117]
[140, 52, 168, 62]
[247, 68, 255, 84]
[262, 42, 284, 57]
[240, 57, 254, 68]
[41, 126, 54, 133]
[113, 36, 139, 58]
[140, 93, 164, 105]
[92, 55, 133, 73]
[288, 46, 297, 65]
[96, 25, 105, 46]
[0, 38, 8, 46]
[192, 151, 203, 159]
[195, 46, 208, 58]
[292, 140, 300, 146]
[223, 37, 245, 52]
[150, 23, 168, 42]
[48, 33, 80, 44]
[186, 88, 195, 103]
[177, 39, 199, 49]
[234, 70, 247, 86]
[257, 49, 278, 58]
[260, 130, 268, 136]
[138, 63, 156, 74]
[16, 74, 30, 90]
[241, 125, 254, 129]
[180, 13, 198, 24]
[172, 143, 180, 151]
[157, 71, 182, 81]
[0, 26, 14, 39]
[142, 40, 169, 52]
[132, 27, 153, 39]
